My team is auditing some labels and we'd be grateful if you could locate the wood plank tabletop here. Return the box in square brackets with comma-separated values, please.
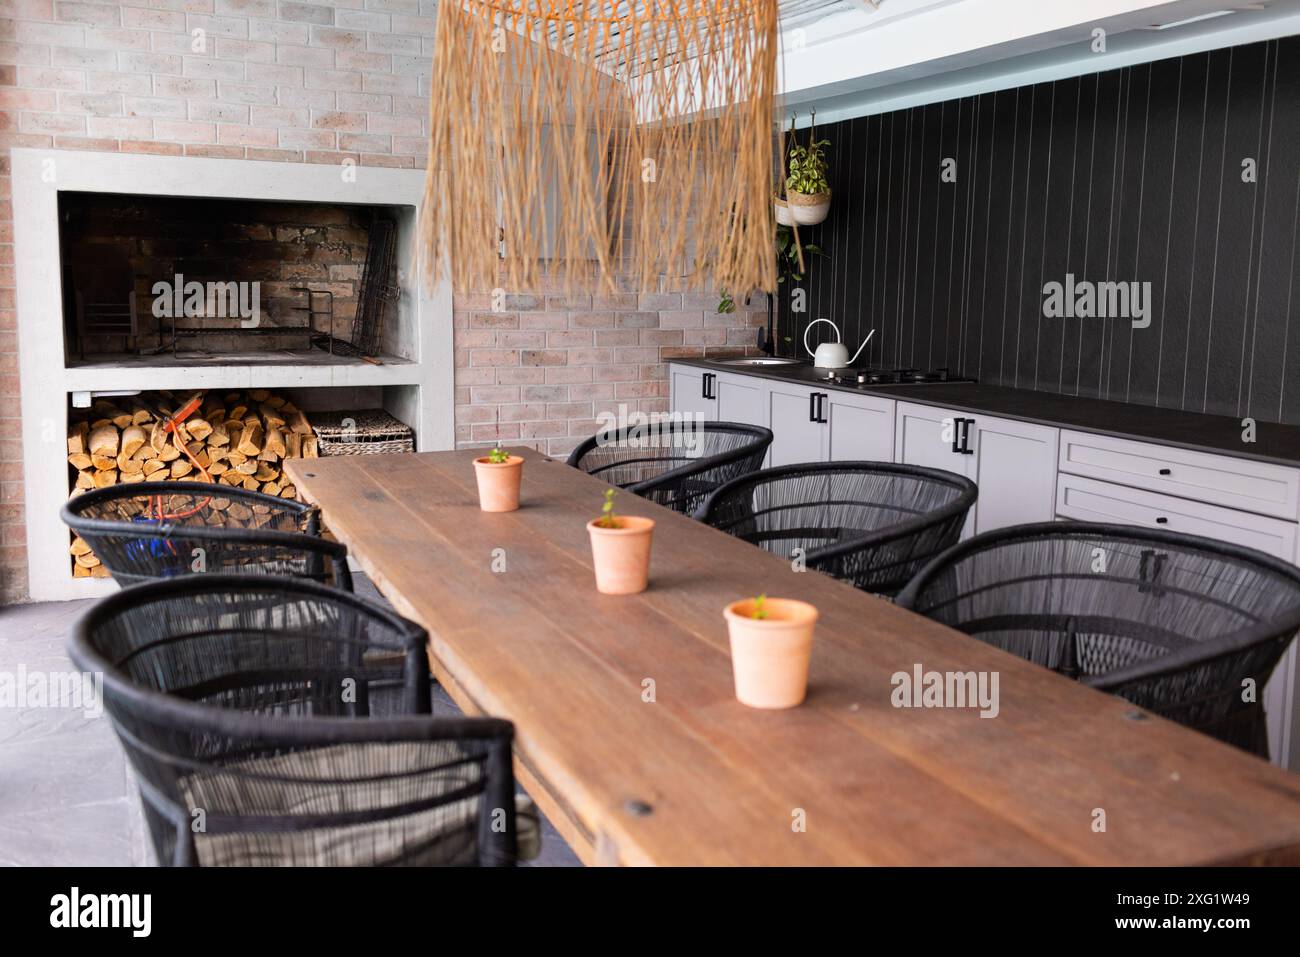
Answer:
[286, 448, 1300, 866]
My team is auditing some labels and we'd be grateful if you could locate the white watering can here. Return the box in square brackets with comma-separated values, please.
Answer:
[803, 318, 875, 369]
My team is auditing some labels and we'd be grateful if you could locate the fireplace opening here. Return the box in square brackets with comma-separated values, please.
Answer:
[58, 192, 415, 368]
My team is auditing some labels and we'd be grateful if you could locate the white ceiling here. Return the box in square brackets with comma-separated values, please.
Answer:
[776, 0, 1300, 124]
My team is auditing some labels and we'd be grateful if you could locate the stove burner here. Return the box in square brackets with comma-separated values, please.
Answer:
[819, 365, 971, 387]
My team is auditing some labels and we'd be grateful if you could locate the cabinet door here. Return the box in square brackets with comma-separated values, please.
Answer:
[893, 402, 976, 478]
[972, 416, 1059, 534]
[767, 383, 825, 467]
[714, 371, 768, 430]
[824, 392, 894, 462]
[669, 365, 717, 422]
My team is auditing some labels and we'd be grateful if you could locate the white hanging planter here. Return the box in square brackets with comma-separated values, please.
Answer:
[786, 189, 831, 226]
[774, 196, 793, 226]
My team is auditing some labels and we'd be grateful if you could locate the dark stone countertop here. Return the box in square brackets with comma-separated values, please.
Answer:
[671, 357, 1300, 469]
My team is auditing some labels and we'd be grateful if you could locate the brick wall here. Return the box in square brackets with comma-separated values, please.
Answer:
[0, 1, 762, 603]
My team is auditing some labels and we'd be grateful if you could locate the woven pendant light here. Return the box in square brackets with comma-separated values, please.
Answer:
[422, 0, 779, 296]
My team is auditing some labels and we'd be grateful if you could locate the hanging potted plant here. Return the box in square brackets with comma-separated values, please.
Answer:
[586, 489, 655, 595]
[785, 135, 831, 226]
[473, 445, 524, 512]
[723, 593, 818, 709]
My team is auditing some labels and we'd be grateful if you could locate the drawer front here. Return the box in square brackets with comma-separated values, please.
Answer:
[1057, 429, 1300, 520]
[1055, 473, 1298, 560]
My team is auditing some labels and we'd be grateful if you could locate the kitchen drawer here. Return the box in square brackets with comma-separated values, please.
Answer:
[1057, 430, 1300, 521]
[1055, 473, 1298, 560]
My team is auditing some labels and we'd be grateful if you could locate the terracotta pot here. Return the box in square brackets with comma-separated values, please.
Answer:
[586, 515, 655, 595]
[786, 189, 831, 225]
[723, 597, 818, 709]
[473, 454, 524, 512]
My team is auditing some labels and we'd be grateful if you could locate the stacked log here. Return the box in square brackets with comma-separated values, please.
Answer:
[67, 389, 316, 577]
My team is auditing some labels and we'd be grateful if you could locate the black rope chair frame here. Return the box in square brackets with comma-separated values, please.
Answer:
[695, 461, 978, 597]
[69, 575, 517, 867]
[896, 521, 1300, 755]
[566, 420, 774, 515]
[62, 481, 352, 590]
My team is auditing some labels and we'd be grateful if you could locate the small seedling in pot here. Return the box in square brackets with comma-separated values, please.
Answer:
[487, 445, 510, 464]
[597, 488, 619, 528]
[752, 593, 769, 620]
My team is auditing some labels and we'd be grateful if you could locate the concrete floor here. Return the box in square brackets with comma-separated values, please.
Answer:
[0, 576, 580, 867]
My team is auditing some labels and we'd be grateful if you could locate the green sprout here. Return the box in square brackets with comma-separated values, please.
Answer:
[752, 593, 769, 620]
[597, 488, 619, 528]
[487, 446, 510, 464]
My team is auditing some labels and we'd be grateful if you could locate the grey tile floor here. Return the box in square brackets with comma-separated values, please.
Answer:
[0, 576, 580, 867]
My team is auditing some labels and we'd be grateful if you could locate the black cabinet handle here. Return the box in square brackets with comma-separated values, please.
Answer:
[701, 373, 709, 400]
[956, 417, 975, 454]
[809, 391, 818, 423]
[1158, 468, 1171, 476]
[950, 418, 961, 454]
[702, 373, 716, 400]
[816, 393, 828, 424]
[1155, 516, 1168, 524]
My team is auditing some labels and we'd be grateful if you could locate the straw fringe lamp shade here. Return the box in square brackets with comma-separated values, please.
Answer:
[422, 0, 779, 296]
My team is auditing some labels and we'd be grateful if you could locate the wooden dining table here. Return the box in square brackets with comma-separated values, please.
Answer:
[286, 448, 1300, 866]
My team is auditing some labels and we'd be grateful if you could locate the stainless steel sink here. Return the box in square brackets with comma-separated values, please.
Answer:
[713, 357, 802, 367]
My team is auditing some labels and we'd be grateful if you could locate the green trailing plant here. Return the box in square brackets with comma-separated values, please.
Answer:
[752, 593, 769, 620]
[777, 224, 820, 284]
[487, 446, 510, 464]
[718, 226, 823, 326]
[597, 488, 619, 528]
[786, 138, 830, 195]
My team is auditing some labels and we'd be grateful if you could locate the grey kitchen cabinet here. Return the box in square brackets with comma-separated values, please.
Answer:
[668, 365, 717, 422]
[767, 380, 826, 467]
[668, 364, 895, 467]
[766, 380, 895, 467]
[971, 413, 1060, 533]
[714, 371, 768, 430]
[894, 401, 977, 478]
[894, 401, 1058, 535]
[823, 390, 896, 461]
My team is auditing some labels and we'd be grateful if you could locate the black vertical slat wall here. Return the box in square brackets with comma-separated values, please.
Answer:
[780, 35, 1300, 425]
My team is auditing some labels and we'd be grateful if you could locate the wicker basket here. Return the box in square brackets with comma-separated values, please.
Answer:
[311, 409, 414, 456]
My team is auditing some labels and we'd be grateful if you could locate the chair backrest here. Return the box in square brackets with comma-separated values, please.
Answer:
[69, 575, 517, 866]
[62, 481, 352, 590]
[896, 522, 1300, 755]
[566, 420, 773, 515]
[696, 461, 977, 596]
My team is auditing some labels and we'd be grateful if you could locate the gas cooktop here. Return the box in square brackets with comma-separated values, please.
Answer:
[815, 367, 976, 387]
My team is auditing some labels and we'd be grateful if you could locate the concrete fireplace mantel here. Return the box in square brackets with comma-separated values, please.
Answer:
[11, 148, 454, 602]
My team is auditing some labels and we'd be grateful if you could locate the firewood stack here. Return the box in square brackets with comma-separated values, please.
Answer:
[66, 389, 317, 577]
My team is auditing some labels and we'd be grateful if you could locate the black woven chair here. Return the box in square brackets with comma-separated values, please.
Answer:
[62, 481, 352, 590]
[694, 462, 977, 597]
[69, 575, 521, 866]
[566, 420, 773, 516]
[895, 522, 1300, 758]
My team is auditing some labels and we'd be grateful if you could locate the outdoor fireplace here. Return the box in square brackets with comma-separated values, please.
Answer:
[13, 149, 453, 601]
[61, 193, 406, 365]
